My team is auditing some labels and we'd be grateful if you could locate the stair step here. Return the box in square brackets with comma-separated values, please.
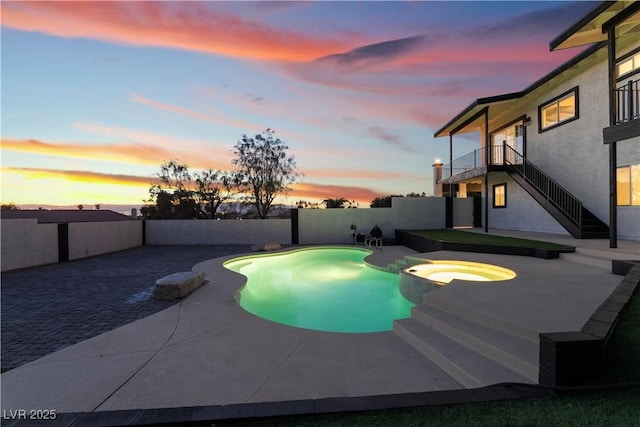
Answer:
[560, 252, 611, 270]
[394, 318, 533, 388]
[576, 247, 640, 261]
[422, 296, 539, 342]
[411, 305, 538, 381]
[388, 264, 400, 274]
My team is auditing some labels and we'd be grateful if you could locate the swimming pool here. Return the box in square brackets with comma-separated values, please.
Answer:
[224, 247, 414, 333]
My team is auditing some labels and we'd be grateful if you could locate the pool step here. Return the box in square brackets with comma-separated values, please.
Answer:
[388, 256, 429, 274]
[394, 318, 533, 388]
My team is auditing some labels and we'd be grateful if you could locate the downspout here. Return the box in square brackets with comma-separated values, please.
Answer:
[449, 133, 453, 197]
[607, 28, 617, 248]
[484, 107, 490, 233]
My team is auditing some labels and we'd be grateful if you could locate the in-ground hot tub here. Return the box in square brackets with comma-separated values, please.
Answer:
[399, 260, 516, 304]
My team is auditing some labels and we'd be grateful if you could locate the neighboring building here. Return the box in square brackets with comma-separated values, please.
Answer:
[433, 1, 639, 243]
[0, 209, 133, 223]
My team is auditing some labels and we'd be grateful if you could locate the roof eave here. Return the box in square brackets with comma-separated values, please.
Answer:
[433, 92, 522, 138]
[550, 1, 616, 51]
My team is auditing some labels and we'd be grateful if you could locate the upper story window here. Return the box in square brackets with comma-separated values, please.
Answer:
[617, 48, 640, 80]
[538, 87, 579, 132]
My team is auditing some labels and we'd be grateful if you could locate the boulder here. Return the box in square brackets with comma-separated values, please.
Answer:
[263, 242, 282, 251]
[153, 271, 205, 301]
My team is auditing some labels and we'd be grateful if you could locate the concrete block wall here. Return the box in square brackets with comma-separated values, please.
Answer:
[145, 219, 291, 245]
[298, 197, 447, 244]
[68, 221, 143, 260]
[1, 219, 58, 271]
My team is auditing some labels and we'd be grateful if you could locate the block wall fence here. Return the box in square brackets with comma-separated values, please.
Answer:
[1, 197, 474, 271]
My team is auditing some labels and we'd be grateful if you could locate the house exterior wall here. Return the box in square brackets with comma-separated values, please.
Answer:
[480, 48, 639, 240]
[617, 135, 640, 240]
[1, 219, 59, 271]
[486, 173, 569, 235]
[68, 221, 143, 260]
[523, 58, 610, 224]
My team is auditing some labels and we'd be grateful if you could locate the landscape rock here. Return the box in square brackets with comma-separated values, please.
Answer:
[263, 243, 282, 251]
[153, 271, 205, 301]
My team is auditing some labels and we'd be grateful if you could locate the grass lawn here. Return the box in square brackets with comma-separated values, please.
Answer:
[410, 229, 575, 252]
[222, 281, 639, 427]
[224, 389, 639, 426]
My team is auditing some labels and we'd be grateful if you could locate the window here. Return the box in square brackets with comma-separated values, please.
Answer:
[493, 183, 506, 208]
[617, 164, 640, 206]
[538, 87, 578, 132]
[617, 49, 640, 80]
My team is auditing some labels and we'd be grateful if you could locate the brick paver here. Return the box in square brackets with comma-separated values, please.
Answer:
[1, 245, 251, 371]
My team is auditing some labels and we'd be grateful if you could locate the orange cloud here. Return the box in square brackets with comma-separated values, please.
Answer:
[1, 137, 231, 170]
[292, 182, 384, 204]
[3, 167, 156, 187]
[3, 167, 385, 206]
[1, 1, 353, 62]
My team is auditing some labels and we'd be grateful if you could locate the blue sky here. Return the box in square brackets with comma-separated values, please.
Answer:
[1, 1, 596, 210]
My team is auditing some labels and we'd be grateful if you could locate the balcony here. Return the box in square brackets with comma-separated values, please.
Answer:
[441, 145, 521, 182]
[604, 77, 640, 144]
[614, 77, 640, 124]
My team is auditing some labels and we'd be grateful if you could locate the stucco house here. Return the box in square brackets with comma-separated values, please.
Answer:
[433, 1, 640, 245]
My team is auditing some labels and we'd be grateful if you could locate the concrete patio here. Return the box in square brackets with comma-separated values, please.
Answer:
[1, 232, 638, 424]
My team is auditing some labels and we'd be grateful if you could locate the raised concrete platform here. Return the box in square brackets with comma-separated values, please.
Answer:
[0, 243, 630, 421]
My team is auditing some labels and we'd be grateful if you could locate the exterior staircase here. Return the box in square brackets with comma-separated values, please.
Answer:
[393, 294, 538, 388]
[503, 144, 608, 239]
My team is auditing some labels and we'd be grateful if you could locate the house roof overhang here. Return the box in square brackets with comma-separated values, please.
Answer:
[434, 42, 606, 139]
[550, 1, 640, 51]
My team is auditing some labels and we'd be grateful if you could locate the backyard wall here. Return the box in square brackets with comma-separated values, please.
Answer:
[68, 221, 143, 260]
[145, 218, 291, 245]
[1, 219, 58, 271]
[298, 197, 447, 244]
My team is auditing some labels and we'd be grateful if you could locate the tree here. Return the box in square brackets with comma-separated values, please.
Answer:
[323, 197, 349, 208]
[1, 203, 19, 210]
[147, 160, 199, 219]
[370, 195, 400, 208]
[193, 169, 235, 218]
[232, 129, 301, 219]
[77, 204, 84, 210]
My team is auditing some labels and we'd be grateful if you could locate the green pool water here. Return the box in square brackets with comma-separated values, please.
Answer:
[224, 247, 414, 333]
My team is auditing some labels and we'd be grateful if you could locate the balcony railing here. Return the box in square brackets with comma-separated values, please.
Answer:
[614, 78, 640, 124]
[441, 145, 521, 180]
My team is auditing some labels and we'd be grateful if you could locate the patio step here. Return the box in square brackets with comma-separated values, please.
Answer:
[560, 252, 611, 271]
[422, 296, 539, 342]
[394, 318, 533, 388]
[410, 304, 539, 382]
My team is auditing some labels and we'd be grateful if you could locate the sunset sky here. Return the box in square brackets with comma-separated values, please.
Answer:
[1, 1, 595, 211]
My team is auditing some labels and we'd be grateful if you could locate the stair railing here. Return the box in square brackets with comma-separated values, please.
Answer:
[503, 142, 582, 227]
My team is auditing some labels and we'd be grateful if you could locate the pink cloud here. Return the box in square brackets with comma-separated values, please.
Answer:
[0, 1, 355, 62]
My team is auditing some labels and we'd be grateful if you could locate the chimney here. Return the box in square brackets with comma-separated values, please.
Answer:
[432, 160, 444, 197]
